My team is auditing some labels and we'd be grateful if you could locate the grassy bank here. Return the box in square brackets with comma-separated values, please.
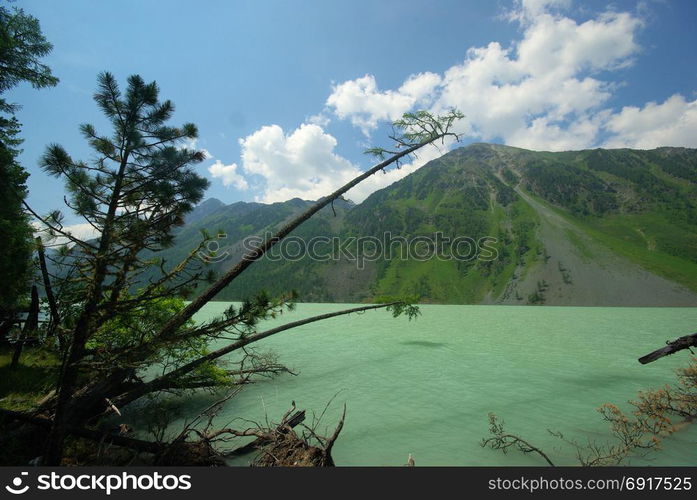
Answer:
[0, 346, 59, 411]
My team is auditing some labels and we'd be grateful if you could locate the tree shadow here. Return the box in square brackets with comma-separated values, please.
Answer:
[399, 340, 448, 348]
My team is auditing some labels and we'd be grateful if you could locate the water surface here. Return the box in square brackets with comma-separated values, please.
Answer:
[172, 303, 697, 466]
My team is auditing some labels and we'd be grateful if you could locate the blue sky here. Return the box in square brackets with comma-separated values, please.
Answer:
[7, 0, 697, 230]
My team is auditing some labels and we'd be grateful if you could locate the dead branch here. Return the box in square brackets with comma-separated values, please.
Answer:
[639, 332, 697, 364]
[221, 410, 307, 457]
[323, 404, 346, 458]
[481, 413, 555, 466]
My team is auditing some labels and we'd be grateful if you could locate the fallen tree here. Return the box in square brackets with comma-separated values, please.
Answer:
[5, 72, 462, 465]
[0, 400, 325, 466]
[638, 332, 697, 364]
[109, 302, 408, 409]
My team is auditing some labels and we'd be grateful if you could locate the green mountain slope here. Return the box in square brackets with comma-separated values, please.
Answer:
[498, 144, 697, 296]
[155, 143, 697, 306]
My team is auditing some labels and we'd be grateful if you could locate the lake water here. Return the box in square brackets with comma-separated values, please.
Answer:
[168, 303, 697, 466]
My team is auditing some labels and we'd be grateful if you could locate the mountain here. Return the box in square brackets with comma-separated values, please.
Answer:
[156, 143, 697, 306]
[183, 197, 226, 224]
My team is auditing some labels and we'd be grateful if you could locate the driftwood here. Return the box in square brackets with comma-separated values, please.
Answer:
[251, 431, 331, 467]
[638, 332, 697, 364]
[251, 405, 345, 467]
[226, 410, 306, 457]
[0, 407, 311, 466]
[186, 398, 345, 467]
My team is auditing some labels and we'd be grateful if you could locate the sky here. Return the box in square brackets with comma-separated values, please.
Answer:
[7, 0, 697, 231]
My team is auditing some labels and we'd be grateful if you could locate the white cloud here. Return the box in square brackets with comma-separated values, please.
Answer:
[208, 160, 249, 190]
[307, 112, 331, 127]
[326, 1, 658, 152]
[178, 137, 212, 159]
[33, 221, 101, 247]
[185, 136, 248, 191]
[506, 112, 610, 151]
[433, 6, 643, 150]
[511, 0, 572, 20]
[326, 72, 441, 135]
[180, 137, 249, 191]
[63, 223, 101, 242]
[211, 0, 697, 205]
[515, 11, 642, 77]
[399, 72, 442, 103]
[239, 123, 365, 203]
[603, 95, 697, 149]
[235, 120, 459, 204]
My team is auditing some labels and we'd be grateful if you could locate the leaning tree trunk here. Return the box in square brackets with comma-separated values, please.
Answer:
[43, 151, 132, 465]
[10, 285, 39, 370]
[39, 118, 458, 463]
[36, 237, 60, 340]
[50, 139, 445, 426]
[152, 139, 439, 343]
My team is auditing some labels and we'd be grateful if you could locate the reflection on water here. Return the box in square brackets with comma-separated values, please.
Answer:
[139, 303, 697, 466]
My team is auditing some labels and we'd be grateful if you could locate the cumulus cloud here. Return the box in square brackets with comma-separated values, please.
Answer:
[183, 137, 248, 191]
[326, 72, 441, 135]
[237, 120, 461, 203]
[62, 223, 101, 242]
[326, 1, 656, 152]
[177, 137, 248, 190]
[508, 0, 572, 21]
[603, 95, 697, 149]
[208, 160, 248, 190]
[507, 112, 611, 151]
[211, 0, 697, 205]
[178, 137, 212, 159]
[515, 10, 641, 76]
[307, 112, 331, 127]
[239, 123, 365, 203]
[33, 221, 101, 247]
[237, 119, 463, 204]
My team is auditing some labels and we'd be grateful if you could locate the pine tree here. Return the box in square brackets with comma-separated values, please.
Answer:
[39, 72, 210, 464]
[0, 143, 32, 319]
[30, 85, 460, 463]
[0, 4, 58, 317]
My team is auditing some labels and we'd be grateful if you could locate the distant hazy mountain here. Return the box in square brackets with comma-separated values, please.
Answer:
[157, 143, 697, 306]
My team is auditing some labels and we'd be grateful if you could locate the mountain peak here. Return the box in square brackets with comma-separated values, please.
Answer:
[198, 198, 225, 208]
[185, 198, 227, 224]
[441, 142, 523, 163]
[154, 145, 697, 305]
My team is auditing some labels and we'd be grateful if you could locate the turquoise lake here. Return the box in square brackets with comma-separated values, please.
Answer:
[160, 303, 697, 466]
